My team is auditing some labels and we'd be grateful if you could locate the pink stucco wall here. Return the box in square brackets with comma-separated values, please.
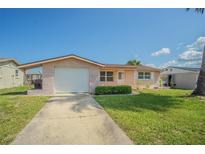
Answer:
[36, 58, 160, 95]
[41, 58, 100, 95]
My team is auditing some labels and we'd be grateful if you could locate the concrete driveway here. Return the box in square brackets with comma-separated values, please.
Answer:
[12, 94, 133, 145]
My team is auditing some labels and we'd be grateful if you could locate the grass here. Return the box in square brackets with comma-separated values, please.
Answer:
[95, 89, 205, 144]
[0, 86, 49, 144]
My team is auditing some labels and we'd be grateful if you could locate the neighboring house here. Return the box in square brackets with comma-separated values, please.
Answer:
[0, 58, 24, 89]
[18, 54, 160, 95]
[160, 66, 200, 90]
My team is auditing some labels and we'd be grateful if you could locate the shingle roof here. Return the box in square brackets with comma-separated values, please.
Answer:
[18, 54, 160, 72]
[105, 64, 160, 71]
[18, 54, 105, 69]
[0, 58, 20, 65]
[105, 64, 138, 68]
[169, 66, 200, 72]
[0, 58, 10, 62]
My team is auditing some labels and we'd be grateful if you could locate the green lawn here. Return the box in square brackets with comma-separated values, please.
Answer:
[0, 86, 49, 144]
[95, 89, 205, 144]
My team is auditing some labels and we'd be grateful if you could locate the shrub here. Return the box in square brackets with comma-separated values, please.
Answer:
[95, 85, 132, 95]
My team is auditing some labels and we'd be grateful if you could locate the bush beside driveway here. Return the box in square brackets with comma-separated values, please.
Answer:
[0, 86, 49, 144]
[95, 89, 205, 144]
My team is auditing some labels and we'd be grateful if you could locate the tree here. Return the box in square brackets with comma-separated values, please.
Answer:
[187, 8, 205, 95]
[193, 47, 205, 95]
[126, 59, 141, 65]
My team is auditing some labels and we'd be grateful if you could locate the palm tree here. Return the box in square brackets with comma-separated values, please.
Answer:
[187, 8, 205, 95]
[186, 8, 204, 14]
[193, 46, 205, 95]
[126, 59, 141, 65]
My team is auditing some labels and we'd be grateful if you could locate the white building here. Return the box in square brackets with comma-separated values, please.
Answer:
[161, 66, 200, 90]
[0, 58, 24, 89]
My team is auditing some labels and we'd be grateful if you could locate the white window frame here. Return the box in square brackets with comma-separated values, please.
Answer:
[138, 72, 144, 80]
[138, 72, 152, 80]
[145, 72, 151, 80]
[15, 69, 19, 78]
[100, 71, 114, 82]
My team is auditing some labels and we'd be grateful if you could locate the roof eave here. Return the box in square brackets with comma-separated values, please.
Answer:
[0, 59, 20, 66]
[18, 55, 105, 69]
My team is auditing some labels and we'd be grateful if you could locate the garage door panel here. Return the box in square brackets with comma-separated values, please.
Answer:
[54, 68, 89, 93]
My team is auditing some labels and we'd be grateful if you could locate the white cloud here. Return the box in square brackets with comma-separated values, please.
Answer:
[161, 59, 202, 68]
[159, 36, 205, 68]
[160, 60, 178, 68]
[176, 42, 185, 50]
[186, 37, 205, 50]
[177, 36, 205, 67]
[151, 48, 171, 56]
[179, 49, 202, 61]
[182, 60, 202, 67]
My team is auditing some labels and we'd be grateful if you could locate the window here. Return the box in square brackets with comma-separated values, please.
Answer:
[138, 72, 151, 80]
[107, 71, 113, 81]
[0, 67, 2, 78]
[100, 71, 113, 82]
[100, 71, 106, 81]
[118, 72, 124, 80]
[15, 70, 19, 77]
[145, 72, 151, 79]
[138, 72, 144, 79]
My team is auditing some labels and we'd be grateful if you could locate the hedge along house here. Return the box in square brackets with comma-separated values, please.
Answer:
[18, 54, 161, 95]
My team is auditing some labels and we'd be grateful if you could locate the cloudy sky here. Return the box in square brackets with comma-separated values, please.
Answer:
[0, 9, 205, 68]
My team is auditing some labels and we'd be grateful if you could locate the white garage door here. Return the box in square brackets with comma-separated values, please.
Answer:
[54, 68, 89, 93]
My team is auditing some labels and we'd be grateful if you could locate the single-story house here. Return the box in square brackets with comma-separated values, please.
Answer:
[160, 66, 200, 90]
[0, 58, 24, 89]
[19, 54, 161, 95]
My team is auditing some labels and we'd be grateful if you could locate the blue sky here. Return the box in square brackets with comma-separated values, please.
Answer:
[0, 8, 205, 68]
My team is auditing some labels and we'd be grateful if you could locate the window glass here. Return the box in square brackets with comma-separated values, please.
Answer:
[145, 72, 151, 79]
[100, 77, 105, 81]
[100, 71, 106, 81]
[138, 72, 144, 79]
[106, 72, 113, 81]
[0, 67, 2, 77]
[100, 71, 105, 76]
[107, 76, 113, 81]
[15, 70, 19, 77]
[107, 72, 113, 76]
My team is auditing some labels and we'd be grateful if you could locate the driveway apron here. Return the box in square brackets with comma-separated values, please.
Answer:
[11, 94, 133, 144]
